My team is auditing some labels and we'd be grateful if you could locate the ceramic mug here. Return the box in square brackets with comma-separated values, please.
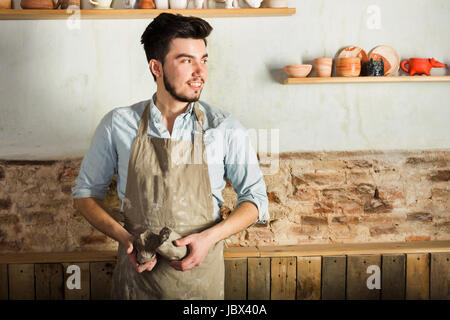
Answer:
[169, 0, 187, 9]
[154, 0, 168, 8]
[336, 57, 361, 77]
[89, 0, 112, 8]
[314, 58, 333, 77]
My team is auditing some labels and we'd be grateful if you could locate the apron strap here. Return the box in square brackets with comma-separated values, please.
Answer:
[137, 102, 151, 138]
[193, 102, 205, 165]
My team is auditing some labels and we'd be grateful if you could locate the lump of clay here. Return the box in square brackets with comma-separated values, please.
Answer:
[133, 230, 158, 265]
[156, 227, 187, 261]
[133, 227, 187, 264]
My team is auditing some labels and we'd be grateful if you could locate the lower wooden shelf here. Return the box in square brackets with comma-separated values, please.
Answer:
[0, 8, 296, 20]
[284, 75, 450, 84]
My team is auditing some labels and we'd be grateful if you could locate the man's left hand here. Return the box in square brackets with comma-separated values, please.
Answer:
[169, 232, 214, 271]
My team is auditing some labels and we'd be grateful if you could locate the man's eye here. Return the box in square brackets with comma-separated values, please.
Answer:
[183, 59, 191, 63]
[202, 60, 208, 64]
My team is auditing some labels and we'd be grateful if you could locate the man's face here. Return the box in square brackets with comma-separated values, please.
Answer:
[160, 38, 208, 103]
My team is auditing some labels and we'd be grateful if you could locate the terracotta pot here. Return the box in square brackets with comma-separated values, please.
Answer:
[314, 57, 333, 77]
[0, 0, 12, 9]
[21, 0, 61, 8]
[336, 57, 361, 77]
[139, 0, 155, 8]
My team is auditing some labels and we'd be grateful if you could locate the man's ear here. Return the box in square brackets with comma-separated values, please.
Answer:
[149, 59, 163, 79]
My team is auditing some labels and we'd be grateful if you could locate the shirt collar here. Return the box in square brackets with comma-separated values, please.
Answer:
[150, 93, 195, 122]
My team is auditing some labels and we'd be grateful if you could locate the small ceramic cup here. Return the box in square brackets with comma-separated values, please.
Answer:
[89, 0, 112, 8]
[154, 0, 168, 8]
[169, 0, 187, 9]
[336, 57, 361, 77]
[314, 58, 333, 77]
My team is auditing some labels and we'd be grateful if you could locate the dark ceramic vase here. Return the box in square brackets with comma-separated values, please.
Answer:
[368, 58, 384, 76]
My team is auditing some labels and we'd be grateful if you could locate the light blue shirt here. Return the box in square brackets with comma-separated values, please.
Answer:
[72, 95, 269, 224]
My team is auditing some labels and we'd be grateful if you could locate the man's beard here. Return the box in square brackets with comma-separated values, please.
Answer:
[163, 70, 202, 103]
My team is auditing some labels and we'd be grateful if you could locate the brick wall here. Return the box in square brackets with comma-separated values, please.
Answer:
[0, 150, 449, 253]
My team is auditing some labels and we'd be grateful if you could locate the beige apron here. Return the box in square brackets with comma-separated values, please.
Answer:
[111, 101, 225, 300]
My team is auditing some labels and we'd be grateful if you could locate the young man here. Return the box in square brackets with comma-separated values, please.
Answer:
[72, 13, 269, 300]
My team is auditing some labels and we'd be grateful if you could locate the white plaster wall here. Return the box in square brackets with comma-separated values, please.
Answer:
[0, 0, 449, 159]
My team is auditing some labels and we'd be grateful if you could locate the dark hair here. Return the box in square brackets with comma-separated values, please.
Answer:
[140, 13, 213, 81]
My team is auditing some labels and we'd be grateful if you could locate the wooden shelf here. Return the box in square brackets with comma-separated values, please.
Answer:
[284, 75, 450, 84]
[0, 7, 296, 20]
[1, 241, 449, 263]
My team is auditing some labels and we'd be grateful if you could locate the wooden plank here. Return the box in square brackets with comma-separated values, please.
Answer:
[224, 246, 260, 259]
[321, 256, 346, 300]
[284, 76, 450, 84]
[247, 258, 270, 300]
[271, 257, 296, 300]
[430, 252, 450, 299]
[406, 253, 429, 300]
[8, 264, 35, 300]
[0, 8, 296, 20]
[35, 264, 64, 300]
[0, 264, 8, 300]
[224, 258, 247, 300]
[381, 254, 405, 300]
[257, 241, 450, 258]
[0, 251, 117, 264]
[1, 241, 449, 263]
[297, 256, 321, 300]
[90, 262, 116, 300]
[63, 263, 90, 300]
[346, 255, 381, 300]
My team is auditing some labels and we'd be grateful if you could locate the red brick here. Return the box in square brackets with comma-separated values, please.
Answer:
[370, 226, 397, 236]
[313, 201, 334, 214]
[336, 200, 364, 215]
[80, 235, 108, 245]
[429, 170, 450, 182]
[0, 198, 12, 210]
[301, 216, 328, 225]
[293, 187, 319, 201]
[267, 191, 281, 204]
[406, 236, 431, 242]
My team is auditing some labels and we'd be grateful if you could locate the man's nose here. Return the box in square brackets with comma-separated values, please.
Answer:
[192, 60, 207, 78]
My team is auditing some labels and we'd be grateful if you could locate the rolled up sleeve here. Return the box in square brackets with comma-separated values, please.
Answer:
[224, 118, 269, 225]
[72, 110, 117, 200]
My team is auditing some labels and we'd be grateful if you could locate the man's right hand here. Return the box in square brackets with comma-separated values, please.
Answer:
[124, 239, 157, 273]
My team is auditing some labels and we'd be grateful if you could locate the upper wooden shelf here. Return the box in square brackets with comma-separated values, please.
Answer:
[284, 75, 450, 84]
[0, 7, 296, 20]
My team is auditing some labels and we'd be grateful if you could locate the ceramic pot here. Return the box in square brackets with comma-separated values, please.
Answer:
[154, 0, 168, 8]
[336, 57, 361, 77]
[0, 0, 12, 8]
[284, 64, 312, 78]
[21, 0, 61, 8]
[139, 0, 155, 8]
[169, 0, 187, 9]
[314, 58, 333, 77]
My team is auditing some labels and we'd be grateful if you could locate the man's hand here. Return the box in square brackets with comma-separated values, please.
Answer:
[124, 238, 157, 273]
[169, 233, 214, 272]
